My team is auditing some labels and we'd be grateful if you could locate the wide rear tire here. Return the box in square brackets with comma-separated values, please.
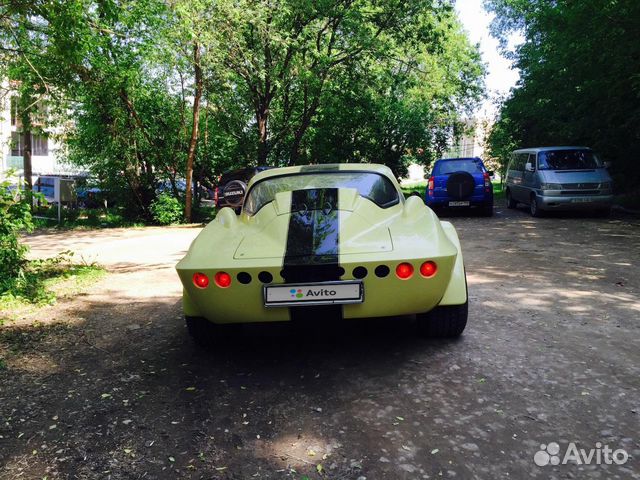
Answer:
[417, 301, 468, 338]
[185, 316, 239, 349]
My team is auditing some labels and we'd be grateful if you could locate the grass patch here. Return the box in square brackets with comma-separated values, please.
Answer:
[0, 252, 106, 322]
[492, 180, 505, 200]
[401, 182, 427, 199]
[401, 180, 505, 200]
[33, 203, 217, 230]
[33, 206, 147, 230]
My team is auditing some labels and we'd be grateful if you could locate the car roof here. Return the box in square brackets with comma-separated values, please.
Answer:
[513, 146, 592, 153]
[435, 157, 482, 162]
[249, 163, 396, 186]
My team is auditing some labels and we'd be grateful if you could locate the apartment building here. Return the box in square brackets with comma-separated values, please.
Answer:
[0, 84, 70, 177]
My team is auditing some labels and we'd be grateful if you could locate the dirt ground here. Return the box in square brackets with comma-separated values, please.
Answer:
[1, 203, 639, 479]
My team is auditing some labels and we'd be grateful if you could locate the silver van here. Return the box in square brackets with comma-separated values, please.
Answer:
[504, 146, 613, 216]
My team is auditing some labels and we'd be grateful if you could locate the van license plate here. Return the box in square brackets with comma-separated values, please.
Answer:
[449, 201, 470, 207]
[571, 198, 592, 203]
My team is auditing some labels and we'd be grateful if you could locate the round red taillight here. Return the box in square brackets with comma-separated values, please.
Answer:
[214, 271, 232, 288]
[395, 262, 414, 280]
[193, 272, 209, 288]
[420, 261, 437, 278]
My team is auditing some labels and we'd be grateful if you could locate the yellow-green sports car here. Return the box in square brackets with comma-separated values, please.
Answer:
[176, 163, 468, 346]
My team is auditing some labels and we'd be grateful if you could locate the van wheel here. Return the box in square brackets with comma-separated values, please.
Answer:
[529, 194, 544, 217]
[506, 189, 517, 209]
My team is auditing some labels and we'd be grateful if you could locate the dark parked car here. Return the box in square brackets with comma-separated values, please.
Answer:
[214, 166, 273, 209]
[425, 157, 494, 216]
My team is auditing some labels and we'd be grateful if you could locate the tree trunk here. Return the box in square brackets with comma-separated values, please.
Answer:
[22, 129, 32, 200]
[19, 98, 33, 207]
[185, 41, 203, 223]
[256, 104, 269, 165]
[288, 96, 321, 166]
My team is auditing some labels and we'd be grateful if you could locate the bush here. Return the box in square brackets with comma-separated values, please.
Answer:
[0, 178, 34, 295]
[150, 193, 184, 225]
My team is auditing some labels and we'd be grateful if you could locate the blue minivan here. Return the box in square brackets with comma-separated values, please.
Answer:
[425, 157, 494, 216]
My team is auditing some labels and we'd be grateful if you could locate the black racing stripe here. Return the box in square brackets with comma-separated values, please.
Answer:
[283, 188, 342, 321]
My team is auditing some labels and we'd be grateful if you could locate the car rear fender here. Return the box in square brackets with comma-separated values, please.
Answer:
[438, 221, 467, 305]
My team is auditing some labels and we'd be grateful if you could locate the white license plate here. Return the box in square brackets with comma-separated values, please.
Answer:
[448, 201, 470, 207]
[571, 197, 592, 203]
[264, 281, 363, 307]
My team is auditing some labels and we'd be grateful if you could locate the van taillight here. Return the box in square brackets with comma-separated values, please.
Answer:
[483, 172, 490, 192]
[428, 176, 435, 196]
[214, 187, 219, 204]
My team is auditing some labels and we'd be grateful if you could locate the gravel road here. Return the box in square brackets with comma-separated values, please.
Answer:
[1, 204, 639, 479]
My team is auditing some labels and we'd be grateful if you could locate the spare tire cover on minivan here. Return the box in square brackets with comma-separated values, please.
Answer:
[222, 180, 247, 208]
[446, 172, 475, 199]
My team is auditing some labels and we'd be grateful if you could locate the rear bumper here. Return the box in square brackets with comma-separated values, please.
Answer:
[179, 254, 459, 324]
[426, 196, 492, 208]
[538, 194, 613, 210]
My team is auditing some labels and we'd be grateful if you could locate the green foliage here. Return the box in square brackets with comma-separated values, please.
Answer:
[0, 251, 106, 312]
[0, 177, 33, 295]
[150, 194, 184, 225]
[2, 0, 485, 218]
[485, 0, 640, 190]
[32, 206, 146, 229]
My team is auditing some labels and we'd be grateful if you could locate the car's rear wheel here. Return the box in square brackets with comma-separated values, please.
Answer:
[185, 316, 239, 348]
[506, 189, 517, 209]
[417, 301, 468, 338]
[480, 201, 494, 217]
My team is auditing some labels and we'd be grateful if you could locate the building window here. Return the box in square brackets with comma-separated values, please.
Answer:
[10, 132, 21, 156]
[32, 135, 49, 155]
[10, 132, 49, 156]
[10, 96, 18, 126]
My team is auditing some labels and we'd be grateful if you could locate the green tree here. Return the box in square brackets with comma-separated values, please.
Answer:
[485, 0, 640, 189]
[208, 0, 481, 167]
[306, 8, 483, 176]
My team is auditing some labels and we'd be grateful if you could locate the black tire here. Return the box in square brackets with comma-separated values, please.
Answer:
[506, 189, 517, 209]
[446, 172, 475, 199]
[417, 301, 468, 338]
[480, 201, 494, 217]
[222, 180, 247, 209]
[185, 316, 239, 349]
[529, 193, 544, 217]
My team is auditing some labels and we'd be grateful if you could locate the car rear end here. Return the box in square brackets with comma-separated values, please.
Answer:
[425, 158, 493, 213]
[177, 187, 463, 324]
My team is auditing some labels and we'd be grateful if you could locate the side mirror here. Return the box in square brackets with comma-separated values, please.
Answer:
[525, 163, 534, 172]
[487, 170, 494, 177]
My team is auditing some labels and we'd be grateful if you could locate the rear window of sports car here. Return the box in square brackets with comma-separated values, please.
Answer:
[243, 171, 400, 215]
